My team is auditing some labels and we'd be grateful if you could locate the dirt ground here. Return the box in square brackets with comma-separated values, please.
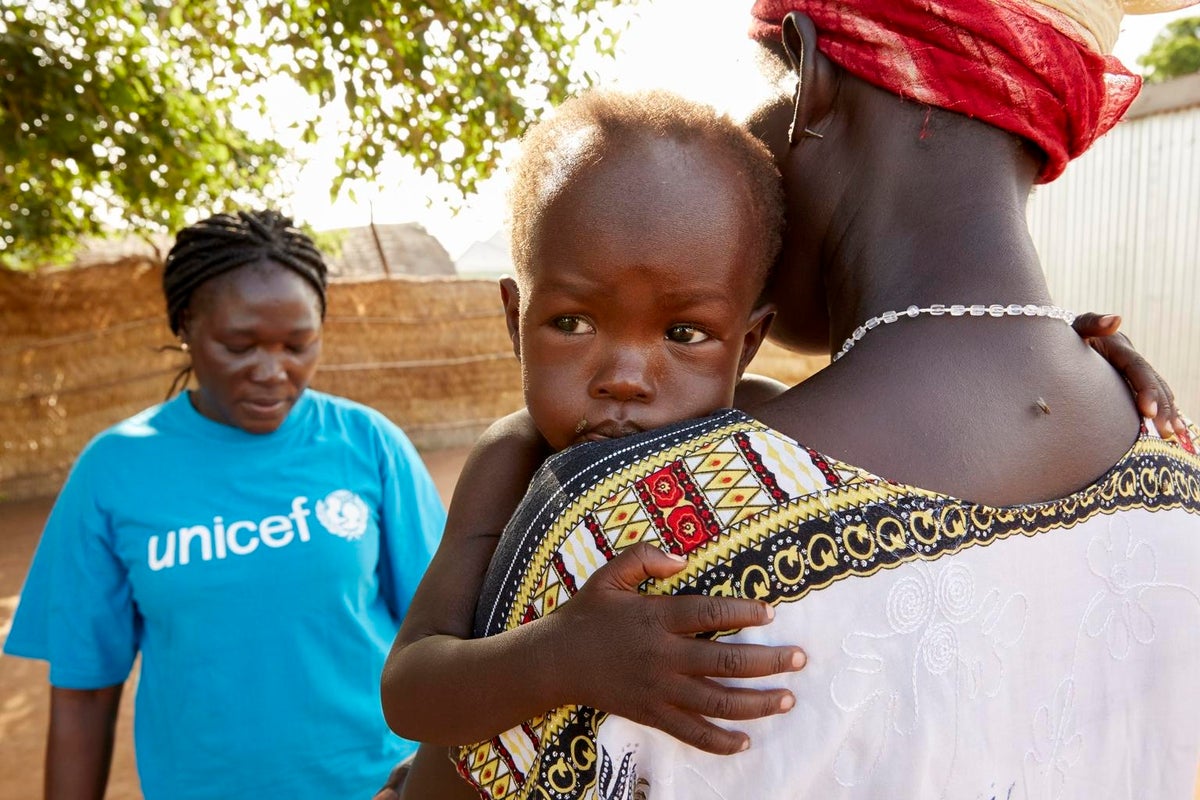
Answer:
[0, 446, 470, 800]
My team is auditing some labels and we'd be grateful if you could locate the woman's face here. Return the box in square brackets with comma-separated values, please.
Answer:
[180, 262, 323, 434]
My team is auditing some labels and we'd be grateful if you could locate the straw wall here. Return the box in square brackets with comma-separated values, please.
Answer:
[0, 260, 519, 500]
[0, 260, 825, 501]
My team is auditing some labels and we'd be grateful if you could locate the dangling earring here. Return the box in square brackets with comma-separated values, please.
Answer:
[789, 95, 824, 144]
[787, 72, 804, 144]
[162, 338, 192, 399]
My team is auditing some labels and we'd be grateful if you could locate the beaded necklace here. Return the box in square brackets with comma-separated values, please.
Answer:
[833, 303, 1076, 362]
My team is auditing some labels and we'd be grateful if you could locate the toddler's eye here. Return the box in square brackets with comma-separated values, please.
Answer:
[554, 316, 594, 334]
[666, 325, 709, 343]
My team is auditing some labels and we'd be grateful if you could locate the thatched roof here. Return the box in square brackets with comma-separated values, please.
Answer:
[68, 235, 171, 267]
[49, 222, 455, 279]
[332, 222, 456, 278]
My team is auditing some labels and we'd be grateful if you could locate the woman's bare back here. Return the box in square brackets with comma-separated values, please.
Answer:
[755, 317, 1141, 507]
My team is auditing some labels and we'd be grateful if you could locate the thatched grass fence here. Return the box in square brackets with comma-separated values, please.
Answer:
[0, 259, 825, 502]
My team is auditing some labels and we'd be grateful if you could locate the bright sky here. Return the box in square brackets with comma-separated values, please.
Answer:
[277, 1, 1197, 260]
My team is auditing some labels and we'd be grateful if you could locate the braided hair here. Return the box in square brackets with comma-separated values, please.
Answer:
[162, 210, 328, 396]
[163, 209, 328, 335]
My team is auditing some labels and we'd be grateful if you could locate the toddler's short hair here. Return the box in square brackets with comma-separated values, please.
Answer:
[508, 89, 784, 285]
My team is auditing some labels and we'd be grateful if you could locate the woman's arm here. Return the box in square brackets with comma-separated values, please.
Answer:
[381, 410, 806, 753]
[46, 684, 122, 800]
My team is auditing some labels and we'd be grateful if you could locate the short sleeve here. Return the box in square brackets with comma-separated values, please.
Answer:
[3, 445, 139, 689]
[373, 418, 446, 624]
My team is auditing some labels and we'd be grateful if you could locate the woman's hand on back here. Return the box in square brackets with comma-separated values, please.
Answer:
[544, 542, 806, 755]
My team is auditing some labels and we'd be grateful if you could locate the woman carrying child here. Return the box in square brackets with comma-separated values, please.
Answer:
[439, 0, 1200, 796]
[383, 90, 800, 794]
[384, 3, 1199, 784]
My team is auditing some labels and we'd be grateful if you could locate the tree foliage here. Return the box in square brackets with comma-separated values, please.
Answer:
[0, 1, 627, 269]
[1138, 16, 1200, 84]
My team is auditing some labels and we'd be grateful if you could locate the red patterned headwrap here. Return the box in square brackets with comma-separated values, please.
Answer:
[749, 0, 1143, 182]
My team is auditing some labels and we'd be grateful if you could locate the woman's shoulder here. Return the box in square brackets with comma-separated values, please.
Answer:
[478, 409, 1200, 638]
[81, 398, 183, 454]
[302, 390, 417, 452]
[303, 389, 389, 426]
[52, 399, 189, 495]
[746, 411, 1200, 510]
[538, 407, 1200, 515]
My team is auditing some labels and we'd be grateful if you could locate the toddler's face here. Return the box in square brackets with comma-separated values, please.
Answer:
[504, 137, 771, 452]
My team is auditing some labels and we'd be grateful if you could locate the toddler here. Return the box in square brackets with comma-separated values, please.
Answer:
[380, 88, 806, 798]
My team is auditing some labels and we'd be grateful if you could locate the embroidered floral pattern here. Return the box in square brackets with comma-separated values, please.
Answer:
[1022, 680, 1084, 800]
[830, 563, 1027, 786]
[1083, 519, 1158, 659]
[645, 467, 683, 507]
[665, 506, 708, 552]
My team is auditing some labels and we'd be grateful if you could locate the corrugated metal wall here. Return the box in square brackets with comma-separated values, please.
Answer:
[1028, 93, 1199, 416]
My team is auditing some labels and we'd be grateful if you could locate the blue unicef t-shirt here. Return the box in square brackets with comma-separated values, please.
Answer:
[4, 390, 446, 800]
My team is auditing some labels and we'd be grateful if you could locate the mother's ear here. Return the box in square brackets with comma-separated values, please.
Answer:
[781, 12, 834, 145]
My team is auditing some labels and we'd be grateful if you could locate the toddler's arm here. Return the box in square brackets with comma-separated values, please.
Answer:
[1071, 312, 1186, 438]
[381, 409, 549, 743]
[381, 405, 805, 752]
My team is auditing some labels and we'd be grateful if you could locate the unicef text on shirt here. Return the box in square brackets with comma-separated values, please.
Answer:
[148, 496, 314, 571]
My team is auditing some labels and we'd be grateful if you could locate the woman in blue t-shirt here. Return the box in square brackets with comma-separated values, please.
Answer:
[4, 210, 446, 800]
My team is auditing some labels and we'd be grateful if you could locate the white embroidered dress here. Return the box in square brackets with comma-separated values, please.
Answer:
[462, 410, 1200, 800]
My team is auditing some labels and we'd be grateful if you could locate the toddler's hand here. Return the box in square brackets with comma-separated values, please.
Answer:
[1073, 312, 1185, 440]
[547, 542, 806, 755]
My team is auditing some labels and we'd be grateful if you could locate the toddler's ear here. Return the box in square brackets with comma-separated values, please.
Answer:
[738, 304, 776, 377]
[499, 277, 522, 359]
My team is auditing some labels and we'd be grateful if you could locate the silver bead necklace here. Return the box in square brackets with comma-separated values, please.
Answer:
[833, 303, 1076, 362]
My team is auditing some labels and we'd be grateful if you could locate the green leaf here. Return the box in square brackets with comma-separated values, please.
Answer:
[1, 0, 633, 269]
[1137, 16, 1200, 84]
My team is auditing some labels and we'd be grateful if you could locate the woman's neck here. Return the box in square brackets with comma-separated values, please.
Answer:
[827, 198, 1054, 347]
[818, 102, 1052, 349]
[756, 62, 1141, 507]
